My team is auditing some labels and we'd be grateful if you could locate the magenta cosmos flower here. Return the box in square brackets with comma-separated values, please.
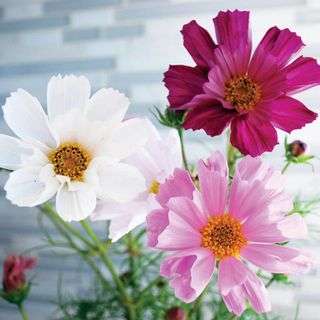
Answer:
[146, 152, 313, 316]
[164, 10, 319, 156]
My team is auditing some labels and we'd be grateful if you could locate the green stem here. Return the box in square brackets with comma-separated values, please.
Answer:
[18, 304, 29, 320]
[177, 127, 190, 172]
[266, 275, 276, 288]
[41, 203, 96, 250]
[80, 220, 135, 320]
[138, 276, 163, 300]
[43, 209, 110, 287]
[281, 161, 291, 174]
[226, 129, 239, 176]
[187, 287, 207, 318]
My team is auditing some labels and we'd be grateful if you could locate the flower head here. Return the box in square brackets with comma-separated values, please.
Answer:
[166, 307, 186, 320]
[0, 75, 149, 221]
[164, 10, 319, 156]
[147, 151, 313, 316]
[2, 255, 37, 294]
[91, 120, 181, 241]
[288, 140, 307, 157]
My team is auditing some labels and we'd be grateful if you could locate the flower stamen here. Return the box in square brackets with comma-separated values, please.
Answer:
[149, 180, 160, 194]
[49, 142, 92, 181]
[225, 75, 261, 112]
[200, 214, 247, 260]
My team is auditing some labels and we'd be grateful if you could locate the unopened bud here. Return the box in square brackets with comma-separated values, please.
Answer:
[288, 140, 307, 157]
[166, 307, 186, 320]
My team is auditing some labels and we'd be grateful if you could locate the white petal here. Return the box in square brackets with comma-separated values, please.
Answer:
[3, 89, 58, 150]
[0, 134, 34, 170]
[47, 74, 91, 122]
[56, 181, 96, 222]
[98, 118, 149, 161]
[4, 164, 59, 207]
[87, 160, 146, 203]
[91, 199, 149, 242]
[86, 88, 129, 125]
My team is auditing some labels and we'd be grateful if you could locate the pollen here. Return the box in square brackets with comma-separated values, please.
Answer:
[149, 180, 160, 194]
[225, 75, 261, 112]
[48, 142, 92, 181]
[200, 214, 247, 260]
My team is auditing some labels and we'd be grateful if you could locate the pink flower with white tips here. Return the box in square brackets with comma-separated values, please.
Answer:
[147, 151, 313, 316]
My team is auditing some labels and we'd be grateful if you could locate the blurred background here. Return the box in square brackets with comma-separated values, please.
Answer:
[0, 0, 320, 319]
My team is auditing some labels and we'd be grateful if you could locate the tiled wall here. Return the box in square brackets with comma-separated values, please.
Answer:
[0, 0, 320, 319]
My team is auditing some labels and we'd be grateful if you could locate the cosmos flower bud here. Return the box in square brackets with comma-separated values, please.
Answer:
[288, 140, 307, 157]
[166, 307, 186, 320]
[1, 255, 37, 305]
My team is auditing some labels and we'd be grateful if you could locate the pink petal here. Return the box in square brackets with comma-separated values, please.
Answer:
[198, 151, 229, 217]
[284, 56, 320, 95]
[156, 209, 202, 250]
[251, 27, 304, 69]
[234, 156, 285, 193]
[259, 96, 317, 133]
[156, 168, 195, 208]
[241, 244, 314, 274]
[183, 98, 236, 136]
[218, 257, 271, 316]
[213, 10, 252, 75]
[166, 196, 207, 230]
[147, 208, 170, 248]
[160, 248, 215, 303]
[243, 213, 307, 243]
[163, 65, 208, 110]
[181, 20, 216, 69]
[230, 113, 278, 157]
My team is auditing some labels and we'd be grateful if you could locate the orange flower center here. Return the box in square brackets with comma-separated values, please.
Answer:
[200, 215, 247, 260]
[49, 142, 92, 181]
[225, 75, 261, 112]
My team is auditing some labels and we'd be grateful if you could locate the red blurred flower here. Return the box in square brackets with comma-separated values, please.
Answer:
[166, 307, 186, 320]
[2, 255, 37, 293]
[164, 10, 320, 156]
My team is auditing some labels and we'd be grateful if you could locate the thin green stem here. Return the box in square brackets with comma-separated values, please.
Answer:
[18, 304, 29, 320]
[187, 287, 207, 318]
[281, 161, 291, 174]
[177, 127, 190, 172]
[43, 210, 110, 287]
[138, 276, 163, 301]
[265, 276, 276, 288]
[42, 203, 96, 250]
[80, 220, 135, 320]
[127, 232, 136, 288]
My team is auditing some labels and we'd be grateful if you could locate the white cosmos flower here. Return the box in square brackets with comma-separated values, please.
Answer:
[0, 75, 149, 222]
[91, 120, 182, 241]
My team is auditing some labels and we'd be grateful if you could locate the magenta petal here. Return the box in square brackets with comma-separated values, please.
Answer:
[213, 10, 251, 75]
[146, 208, 169, 248]
[160, 248, 215, 303]
[241, 244, 314, 274]
[163, 65, 208, 110]
[230, 114, 278, 157]
[218, 257, 271, 316]
[284, 56, 320, 95]
[156, 168, 195, 208]
[198, 151, 229, 217]
[265, 96, 317, 133]
[183, 100, 236, 137]
[181, 20, 216, 69]
[252, 26, 304, 68]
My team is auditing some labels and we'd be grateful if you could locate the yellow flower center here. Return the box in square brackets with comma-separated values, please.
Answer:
[225, 75, 261, 112]
[48, 142, 92, 181]
[200, 214, 247, 260]
[149, 180, 160, 194]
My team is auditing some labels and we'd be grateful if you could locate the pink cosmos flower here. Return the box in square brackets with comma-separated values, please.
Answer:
[147, 151, 313, 316]
[91, 120, 181, 241]
[164, 10, 319, 156]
